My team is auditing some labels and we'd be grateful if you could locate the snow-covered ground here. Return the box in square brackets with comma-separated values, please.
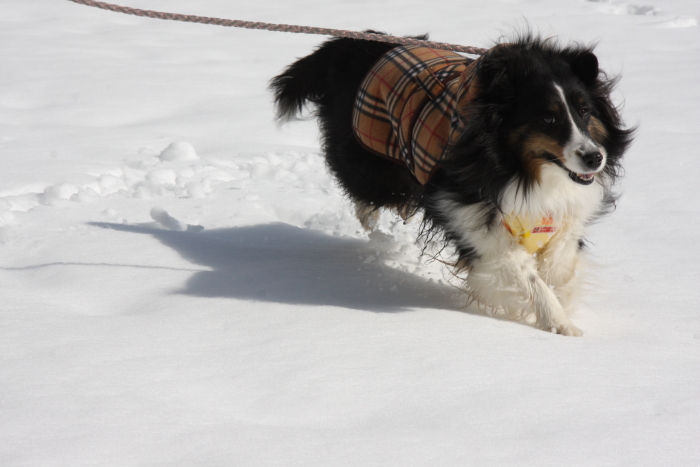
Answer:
[1, 0, 699, 465]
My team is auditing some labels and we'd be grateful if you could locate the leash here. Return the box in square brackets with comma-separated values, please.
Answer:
[65, 0, 487, 55]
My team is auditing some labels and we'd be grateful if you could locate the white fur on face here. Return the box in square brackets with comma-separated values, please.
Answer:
[554, 83, 607, 175]
[500, 164, 605, 221]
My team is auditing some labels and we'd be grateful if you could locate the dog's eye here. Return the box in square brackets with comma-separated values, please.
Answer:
[543, 116, 556, 124]
[580, 108, 590, 119]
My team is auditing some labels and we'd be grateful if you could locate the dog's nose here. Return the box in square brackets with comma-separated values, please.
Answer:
[580, 151, 603, 170]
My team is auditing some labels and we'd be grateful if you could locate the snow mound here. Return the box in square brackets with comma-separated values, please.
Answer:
[655, 16, 698, 27]
[159, 142, 199, 162]
[150, 206, 204, 232]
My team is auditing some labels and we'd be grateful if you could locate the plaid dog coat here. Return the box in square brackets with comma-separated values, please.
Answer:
[352, 45, 481, 184]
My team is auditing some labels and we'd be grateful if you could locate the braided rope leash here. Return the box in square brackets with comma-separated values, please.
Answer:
[65, 0, 487, 55]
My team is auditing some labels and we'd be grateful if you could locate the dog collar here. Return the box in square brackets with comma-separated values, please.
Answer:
[503, 214, 559, 254]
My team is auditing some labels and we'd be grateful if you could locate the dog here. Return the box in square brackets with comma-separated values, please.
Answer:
[270, 32, 634, 335]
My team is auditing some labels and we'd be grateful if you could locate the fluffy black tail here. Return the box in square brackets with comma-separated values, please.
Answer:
[269, 33, 404, 122]
[269, 45, 335, 121]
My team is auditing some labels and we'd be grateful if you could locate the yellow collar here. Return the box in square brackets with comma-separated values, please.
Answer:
[503, 214, 559, 254]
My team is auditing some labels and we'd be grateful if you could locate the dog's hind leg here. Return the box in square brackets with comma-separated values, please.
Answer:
[355, 202, 380, 231]
[394, 204, 416, 224]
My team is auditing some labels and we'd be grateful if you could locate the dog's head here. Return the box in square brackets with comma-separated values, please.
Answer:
[470, 36, 634, 187]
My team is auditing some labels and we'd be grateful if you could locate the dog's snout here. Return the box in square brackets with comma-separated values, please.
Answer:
[579, 150, 603, 170]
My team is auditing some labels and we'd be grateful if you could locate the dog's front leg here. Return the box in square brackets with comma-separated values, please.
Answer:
[536, 224, 584, 314]
[467, 247, 583, 336]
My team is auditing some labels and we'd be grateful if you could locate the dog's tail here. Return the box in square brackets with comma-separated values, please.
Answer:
[270, 32, 401, 122]
[269, 45, 335, 122]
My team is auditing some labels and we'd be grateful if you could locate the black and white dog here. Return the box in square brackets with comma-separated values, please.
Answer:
[271, 33, 633, 335]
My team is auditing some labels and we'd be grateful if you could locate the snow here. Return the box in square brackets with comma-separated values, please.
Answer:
[1, 0, 699, 465]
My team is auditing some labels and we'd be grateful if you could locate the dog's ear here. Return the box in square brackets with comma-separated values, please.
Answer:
[478, 71, 510, 132]
[570, 51, 599, 87]
[477, 64, 516, 132]
[476, 46, 513, 91]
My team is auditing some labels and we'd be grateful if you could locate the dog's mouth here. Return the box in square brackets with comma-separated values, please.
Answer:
[569, 171, 595, 185]
[544, 154, 596, 186]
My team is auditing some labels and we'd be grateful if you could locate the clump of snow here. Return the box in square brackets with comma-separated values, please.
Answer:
[40, 183, 79, 205]
[159, 141, 199, 162]
[150, 206, 204, 232]
[655, 16, 698, 27]
[150, 206, 187, 231]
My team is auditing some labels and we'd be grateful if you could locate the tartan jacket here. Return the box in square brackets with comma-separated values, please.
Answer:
[352, 45, 481, 184]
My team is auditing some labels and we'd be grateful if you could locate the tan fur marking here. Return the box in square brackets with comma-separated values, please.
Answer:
[588, 116, 608, 143]
[520, 134, 566, 182]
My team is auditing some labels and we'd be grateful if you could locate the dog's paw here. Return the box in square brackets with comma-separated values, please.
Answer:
[547, 322, 583, 337]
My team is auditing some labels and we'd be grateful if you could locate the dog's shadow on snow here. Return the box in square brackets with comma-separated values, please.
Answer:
[90, 222, 461, 312]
